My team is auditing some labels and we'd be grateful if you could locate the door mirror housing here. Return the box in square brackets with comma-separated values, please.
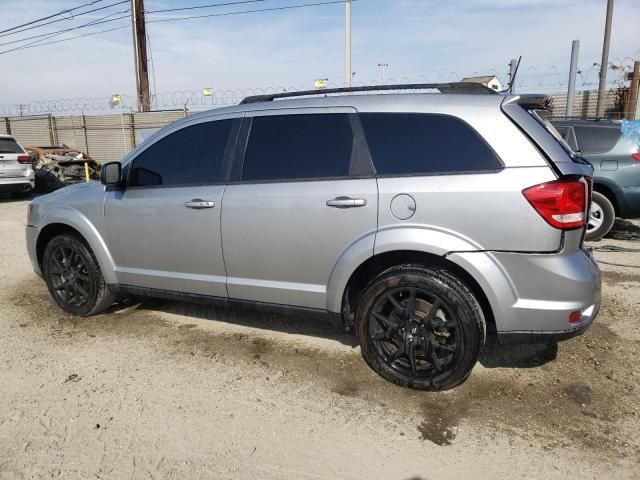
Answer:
[101, 162, 122, 186]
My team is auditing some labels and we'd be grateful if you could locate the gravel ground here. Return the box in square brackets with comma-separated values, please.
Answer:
[0, 197, 638, 479]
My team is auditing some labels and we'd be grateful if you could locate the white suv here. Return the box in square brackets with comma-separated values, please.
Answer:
[0, 135, 35, 196]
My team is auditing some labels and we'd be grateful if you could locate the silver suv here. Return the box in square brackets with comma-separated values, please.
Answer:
[26, 84, 601, 391]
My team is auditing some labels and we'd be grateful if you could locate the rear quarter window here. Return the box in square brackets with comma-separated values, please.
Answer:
[359, 113, 502, 176]
[0, 138, 24, 154]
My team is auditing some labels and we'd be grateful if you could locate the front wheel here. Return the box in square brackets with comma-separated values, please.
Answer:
[586, 191, 615, 241]
[355, 265, 485, 391]
[43, 233, 116, 316]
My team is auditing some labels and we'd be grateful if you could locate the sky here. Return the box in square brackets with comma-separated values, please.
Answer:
[0, 0, 638, 108]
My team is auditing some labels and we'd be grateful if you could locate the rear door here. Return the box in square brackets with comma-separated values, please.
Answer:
[221, 109, 378, 309]
[105, 116, 240, 297]
[0, 137, 30, 178]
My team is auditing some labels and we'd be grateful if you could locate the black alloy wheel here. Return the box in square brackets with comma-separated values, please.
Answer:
[43, 233, 116, 316]
[355, 265, 485, 391]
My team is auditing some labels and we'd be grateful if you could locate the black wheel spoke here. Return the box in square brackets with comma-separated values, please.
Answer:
[406, 287, 416, 317]
[369, 285, 459, 381]
[387, 294, 404, 314]
[407, 339, 417, 375]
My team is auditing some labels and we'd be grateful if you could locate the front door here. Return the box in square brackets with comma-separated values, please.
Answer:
[221, 109, 378, 309]
[105, 116, 239, 297]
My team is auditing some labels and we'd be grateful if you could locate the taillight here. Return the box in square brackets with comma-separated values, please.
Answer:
[522, 179, 586, 230]
[632, 153, 640, 161]
[17, 155, 32, 164]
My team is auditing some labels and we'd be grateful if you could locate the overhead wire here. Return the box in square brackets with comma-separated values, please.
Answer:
[0, 0, 128, 38]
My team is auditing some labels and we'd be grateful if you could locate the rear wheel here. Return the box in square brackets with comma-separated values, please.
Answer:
[43, 233, 115, 316]
[355, 265, 485, 391]
[586, 191, 615, 241]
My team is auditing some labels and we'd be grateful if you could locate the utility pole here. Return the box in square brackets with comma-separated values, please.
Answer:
[566, 40, 580, 117]
[131, 0, 150, 112]
[509, 58, 518, 93]
[345, 0, 351, 88]
[626, 60, 640, 120]
[596, 0, 614, 118]
[377, 63, 388, 85]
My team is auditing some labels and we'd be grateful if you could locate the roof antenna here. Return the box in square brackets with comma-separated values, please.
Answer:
[509, 56, 522, 93]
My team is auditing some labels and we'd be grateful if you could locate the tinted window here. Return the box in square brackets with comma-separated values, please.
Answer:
[573, 126, 621, 154]
[0, 138, 23, 154]
[360, 113, 502, 175]
[129, 120, 233, 187]
[242, 114, 353, 181]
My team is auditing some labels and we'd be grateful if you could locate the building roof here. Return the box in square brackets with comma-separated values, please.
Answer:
[461, 75, 499, 83]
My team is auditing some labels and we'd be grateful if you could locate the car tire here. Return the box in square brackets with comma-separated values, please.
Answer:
[586, 191, 615, 241]
[43, 233, 116, 316]
[355, 265, 485, 391]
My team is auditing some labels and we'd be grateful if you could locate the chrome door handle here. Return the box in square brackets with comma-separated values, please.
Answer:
[185, 199, 215, 209]
[326, 197, 367, 208]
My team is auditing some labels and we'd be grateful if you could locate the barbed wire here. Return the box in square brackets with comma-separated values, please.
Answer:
[0, 65, 631, 116]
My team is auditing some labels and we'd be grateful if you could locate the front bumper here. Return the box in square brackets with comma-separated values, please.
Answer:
[25, 225, 42, 277]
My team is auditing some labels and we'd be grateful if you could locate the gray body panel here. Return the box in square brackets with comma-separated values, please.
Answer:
[105, 185, 227, 296]
[26, 91, 601, 339]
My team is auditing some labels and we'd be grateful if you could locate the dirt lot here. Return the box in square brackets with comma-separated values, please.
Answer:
[0, 197, 638, 479]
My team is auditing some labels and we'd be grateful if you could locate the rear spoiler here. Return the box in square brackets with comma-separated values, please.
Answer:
[501, 95, 592, 178]
[508, 94, 554, 111]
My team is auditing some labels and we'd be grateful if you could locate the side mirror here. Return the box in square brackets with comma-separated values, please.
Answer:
[100, 161, 122, 186]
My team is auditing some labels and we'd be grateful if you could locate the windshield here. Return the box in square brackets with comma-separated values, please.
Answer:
[529, 110, 591, 166]
[0, 138, 24, 154]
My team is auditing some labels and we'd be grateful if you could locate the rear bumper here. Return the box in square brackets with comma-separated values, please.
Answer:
[0, 169, 35, 193]
[448, 246, 601, 342]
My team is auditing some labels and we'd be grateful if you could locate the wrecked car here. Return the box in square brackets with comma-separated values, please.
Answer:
[25, 146, 101, 192]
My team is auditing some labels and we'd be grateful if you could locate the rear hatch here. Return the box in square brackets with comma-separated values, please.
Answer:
[501, 95, 594, 249]
[0, 137, 31, 178]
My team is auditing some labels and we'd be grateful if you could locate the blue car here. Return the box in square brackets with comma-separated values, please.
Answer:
[551, 119, 640, 240]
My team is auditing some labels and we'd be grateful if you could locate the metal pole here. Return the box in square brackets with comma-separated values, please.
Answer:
[130, 0, 141, 112]
[509, 59, 518, 93]
[596, 0, 614, 118]
[627, 60, 640, 120]
[345, 0, 351, 87]
[566, 40, 580, 117]
[377, 63, 388, 85]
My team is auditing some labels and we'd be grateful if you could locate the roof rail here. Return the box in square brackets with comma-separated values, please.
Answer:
[240, 82, 497, 104]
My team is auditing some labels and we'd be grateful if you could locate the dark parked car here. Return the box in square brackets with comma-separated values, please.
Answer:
[551, 119, 640, 240]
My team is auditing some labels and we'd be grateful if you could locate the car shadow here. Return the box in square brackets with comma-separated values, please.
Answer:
[479, 337, 557, 368]
[107, 296, 560, 365]
[109, 295, 359, 348]
[606, 218, 640, 241]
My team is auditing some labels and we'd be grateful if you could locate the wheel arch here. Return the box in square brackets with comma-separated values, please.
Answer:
[35, 209, 117, 284]
[338, 249, 498, 335]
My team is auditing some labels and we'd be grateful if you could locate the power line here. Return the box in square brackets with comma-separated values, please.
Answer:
[0, 0, 128, 39]
[0, 0, 107, 34]
[0, 25, 130, 56]
[0, 10, 130, 47]
[0, 0, 356, 55]
[146, 0, 356, 23]
[146, 0, 268, 14]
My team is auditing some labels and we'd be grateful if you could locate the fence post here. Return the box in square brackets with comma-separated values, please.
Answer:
[47, 113, 55, 146]
[129, 112, 137, 148]
[4, 117, 10, 135]
[82, 114, 90, 155]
